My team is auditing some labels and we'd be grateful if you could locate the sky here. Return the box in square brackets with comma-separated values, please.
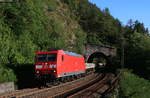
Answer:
[89, 0, 150, 30]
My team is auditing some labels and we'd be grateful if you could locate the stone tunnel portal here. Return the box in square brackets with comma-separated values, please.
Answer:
[87, 52, 110, 69]
[84, 44, 116, 70]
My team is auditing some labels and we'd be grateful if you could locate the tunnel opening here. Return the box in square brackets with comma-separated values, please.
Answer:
[87, 52, 110, 71]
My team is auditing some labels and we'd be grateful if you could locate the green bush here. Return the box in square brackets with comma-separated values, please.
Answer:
[47, 0, 58, 11]
[0, 65, 16, 83]
[119, 69, 150, 98]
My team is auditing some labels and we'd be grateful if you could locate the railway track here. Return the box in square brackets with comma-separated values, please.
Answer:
[0, 73, 120, 98]
[68, 73, 120, 98]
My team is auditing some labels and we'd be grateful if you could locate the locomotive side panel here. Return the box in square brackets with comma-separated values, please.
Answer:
[57, 53, 85, 78]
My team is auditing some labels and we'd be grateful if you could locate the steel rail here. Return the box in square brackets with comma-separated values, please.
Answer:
[0, 73, 120, 98]
[51, 74, 105, 98]
[68, 73, 120, 98]
[0, 73, 98, 98]
[0, 88, 38, 98]
[24, 73, 100, 98]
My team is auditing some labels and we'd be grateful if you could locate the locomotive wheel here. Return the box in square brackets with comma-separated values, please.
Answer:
[55, 79, 60, 85]
[81, 73, 85, 77]
[73, 75, 76, 80]
[60, 77, 64, 82]
[66, 76, 70, 82]
[76, 74, 81, 79]
[63, 77, 67, 82]
[53, 80, 58, 86]
[70, 75, 74, 81]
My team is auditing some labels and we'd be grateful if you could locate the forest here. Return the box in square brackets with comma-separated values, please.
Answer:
[0, 0, 150, 97]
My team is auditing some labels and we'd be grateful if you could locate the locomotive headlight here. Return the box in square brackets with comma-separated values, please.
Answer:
[36, 71, 39, 73]
[49, 65, 56, 68]
[36, 65, 43, 69]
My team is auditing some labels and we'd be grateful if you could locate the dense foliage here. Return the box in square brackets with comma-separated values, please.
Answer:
[0, 2, 150, 97]
[0, 0, 86, 82]
[0, 65, 16, 83]
[61, 0, 121, 46]
[124, 21, 150, 80]
[62, 0, 150, 80]
[119, 70, 150, 98]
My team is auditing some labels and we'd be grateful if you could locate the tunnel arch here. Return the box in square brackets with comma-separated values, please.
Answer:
[87, 52, 111, 69]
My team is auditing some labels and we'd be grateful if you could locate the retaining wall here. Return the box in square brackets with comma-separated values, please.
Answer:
[0, 82, 15, 94]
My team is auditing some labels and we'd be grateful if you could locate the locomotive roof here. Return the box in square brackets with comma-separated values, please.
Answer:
[48, 48, 83, 57]
[36, 48, 83, 57]
[64, 51, 83, 57]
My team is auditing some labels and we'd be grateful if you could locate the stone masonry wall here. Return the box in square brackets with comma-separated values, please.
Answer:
[0, 82, 15, 94]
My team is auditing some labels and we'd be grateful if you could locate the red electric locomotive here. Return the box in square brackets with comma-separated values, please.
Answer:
[35, 48, 85, 84]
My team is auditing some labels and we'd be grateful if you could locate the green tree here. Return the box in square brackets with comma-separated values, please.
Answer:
[119, 70, 150, 98]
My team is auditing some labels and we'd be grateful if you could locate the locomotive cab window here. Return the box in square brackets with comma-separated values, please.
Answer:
[47, 53, 57, 61]
[36, 53, 57, 62]
[37, 54, 47, 62]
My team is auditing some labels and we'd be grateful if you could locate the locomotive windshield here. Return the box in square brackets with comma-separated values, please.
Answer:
[36, 53, 57, 62]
